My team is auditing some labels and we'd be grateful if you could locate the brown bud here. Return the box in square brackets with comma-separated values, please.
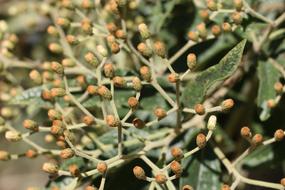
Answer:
[132, 118, 145, 129]
[155, 173, 167, 184]
[110, 42, 120, 54]
[274, 82, 283, 94]
[48, 109, 62, 120]
[51, 61, 64, 75]
[85, 52, 99, 67]
[97, 161, 108, 174]
[128, 97, 139, 109]
[188, 31, 199, 42]
[83, 115, 95, 126]
[50, 123, 64, 135]
[171, 147, 184, 160]
[106, 115, 121, 127]
[133, 166, 146, 180]
[140, 66, 151, 81]
[211, 25, 221, 36]
[42, 162, 58, 174]
[132, 77, 142, 91]
[23, 119, 39, 131]
[154, 107, 167, 119]
[115, 29, 126, 39]
[194, 104, 205, 115]
[25, 149, 37, 158]
[170, 160, 182, 176]
[137, 43, 152, 57]
[274, 129, 284, 141]
[182, 185, 193, 190]
[81, 18, 92, 34]
[107, 35, 116, 43]
[60, 148, 74, 159]
[113, 76, 126, 87]
[103, 63, 114, 78]
[222, 22, 232, 32]
[240, 126, 251, 138]
[97, 86, 112, 100]
[196, 133, 207, 148]
[221, 99, 234, 111]
[168, 73, 179, 83]
[0, 150, 10, 161]
[29, 70, 42, 84]
[69, 164, 80, 176]
[87, 85, 98, 95]
[187, 53, 197, 70]
[252, 134, 263, 146]
[231, 12, 243, 25]
[153, 41, 166, 58]
[51, 88, 66, 97]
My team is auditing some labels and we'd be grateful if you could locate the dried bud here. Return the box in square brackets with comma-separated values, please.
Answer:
[132, 77, 142, 91]
[153, 41, 166, 57]
[5, 131, 21, 142]
[240, 126, 251, 138]
[60, 148, 74, 159]
[25, 149, 37, 158]
[97, 45, 108, 57]
[207, 115, 217, 130]
[138, 23, 150, 39]
[132, 118, 145, 129]
[113, 76, 126, 87]
[196, 133, 207, 148]
[221, 184, 230, 190]
[56, 17, 70, 28]
[234, 0, 243, 11]
[267, 99, 276, 108]
[182, 185, 193, 190]
[187, 53, 197, 70]
[66, 35, 79, 45]
[154, 107, 167, 120]
[62, 58, 75, 67]
[171, 147, 183, 160]
[274, 82, 283, 94]
[137, 43, 152, 57]
[87, 85, 98, 95]
[106, 115, 121, 127]
[83, 115, 95, 126]
[128, 97, 139, 109]
[51, 61, 64, 75]
[29, 70, 42, 84]
[199, 9, 209, 21]
[69, 164, 80, 176]
[51, 88, 66, 97]
[140, 66, 151, 81]
[42, 162, 58, 174]
[115, 29, 126, 39]
[231, 12, 243, 25]
[85, 52, 99, 67]
[221, 99, 234, 111]
[196, 23, 207, 39]
[155, 173, 167, 184]
[274, 129, 284, 141]
[168, 73, 179, 83]
[211, 25, 221, 36]
[170, 160, 182, 176]
[48, 109, 62, 120]
[188, 31, 199, 42]
[23, 119, 39, 131]
[133, 166, 146, 180]
[252, 134, 263, 146]
[0, 150, 10, 161]
[103, 63, 114, 78]
[97, 86, 112, 100]
[194, 104, 205, 115]
[222, 22, 232, 32]
[207, 0, 217, 11]
[97, 161, 108, 174]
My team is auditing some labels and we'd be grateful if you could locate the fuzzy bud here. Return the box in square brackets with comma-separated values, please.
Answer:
[274, 129, 284, 141]
[113, 76, 126, 87]
[170, 160, 182, 176]
[132, 77, 142, 91]
[168, 73, 179, 83]
[132, 118, 145, 129]
[207, 115, 217, 130]
[97, 161, 108, 174]
[106, 115, 121, 127]
[133, 166, 146, 180]
[42, 162, 58, 174]
[5, 131, 21, 142]
[23, 119, 39, 131]
[138, 23, 150, 39]
[83, 115, 95, 126]
[0, 150, 10, 161]
[137, 43, 152, 57]
[128, 97, 139, 109]
[240, 126, 251, 138]
[81, 18, 92, 34]
[222, 22, 232, 32]
[110, 42, 120, 54]
[194, 104, 205, 115]
[103, 63, 114, 78]
[171, 147, 184, 160]
[153, 41, 166, 58]
[155, 173, 167, 184]
[41, 90, 53, 101]
[252, 134, 263, 146]
[211, 25, 221, 36]
[188, 31, 199, 42]
[140, 66, 151, 81]
[48, 109, 62, 120]
[187, 53, 197, 70]
[196, 133, 207, 148]
[221, 99, 234, 111]
[154, 107, 167, 120]
[60, 148, 74, 159]
[85, 52, 99, 67]
[97, 86, 112, 100]
[29, 70, 42, 84]
[231, 12, 243, 25]
[207, 0, 217, 11]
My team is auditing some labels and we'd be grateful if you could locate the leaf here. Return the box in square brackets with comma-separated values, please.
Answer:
[182, 39, 247, 107]
[257, 60, 281, 121]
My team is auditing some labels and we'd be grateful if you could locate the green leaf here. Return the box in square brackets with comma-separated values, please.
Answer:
[257, 60, 281, 121]
[182, 39, 247, 107]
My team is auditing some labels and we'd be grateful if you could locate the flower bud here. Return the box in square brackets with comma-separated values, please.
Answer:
[194, 104, 205, 115]
[81, 18, 92, 34]
[196, 133, 206, 148]
[153, 41, 166, 58]
[45, 134, 55, 143]
[140, 66, 151, 81]
[60, 148, 74, 159]
[56, 17, 70, 28]
[85, 52, 99, 67]
[222, 22, 232, 32]
[113, 76, 126, 87]
[252, 134, 263, 146]
[187, 53, 197, 70]
[61, 0, 74, 9]
[51, 88, 66, 97]
[221, 99, 234, 111]
[66, 35, 79, 45]
[41, 89, 53, 101]
[51, 123, 64, 135]
[171, 147, 184, 160]
[110, 42, 120, 54]
[132, 118, 145, 129]
[0, 150, 10, 161]
[168, 73, 179, 83]
[29, 70, 42, 84]
[155, 173, 167, 184]
[97, 45, 108, 57]
[1, 107, 13, 119]
[137, 43, 152, 57]
[42, 162, 58, 174]
[154, 107, 167, 120]
[207, 0, 217, 11]
[69, 164, 80, 176]
[51, 61, 64, 75]
[87, 85, 98, 95]
[23, 119, 39, 131]
[81, 0, 94, 9]
[115, 29, 126, 39]
[274, 82, 283, 94]
[106, 115, 121, 127]
[281, 178, 285, 187]
[207, 115, 217, 130]
[267, 99, 276, 108]
[221, 184, 230, 190]
[182, 185, 193, 190]
[42, 71, 54, 81]
[274, 129, 284, 141]
[188, 31, 199, 42]
[170, 160, 182, 176]
[132, 77, 142, 91]
[97, 86, 112, 100]
[97, 161, 108, 174]
[49, 43, 63, 54]
[25, 149, 38, 158]
[5, 131, 21, 142]
[56, 140, 67, 148]
[82, 115, 95, 126]
[106, 23, 117, 33]
[231, 12, 242, 25]
[48, 109, 62, 120]
[62, 58, 75, 67]
[211, 25, 221, 36]
[133, 166, 146, 180]
[240, 126, 251, 138]
[128, 97, 139, 109]
[103, 63, 114, 78]
[196, 23, 207, 39]
[138, 23, 150, 39]
[199, 9, 209, 21]
[234, 0, 243, 11]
